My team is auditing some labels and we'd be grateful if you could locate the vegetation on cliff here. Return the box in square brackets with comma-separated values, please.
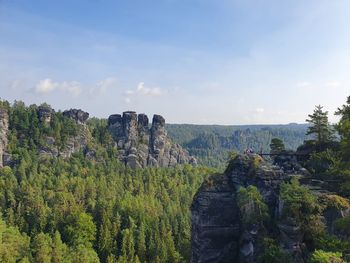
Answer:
[0, 101, 212, 263]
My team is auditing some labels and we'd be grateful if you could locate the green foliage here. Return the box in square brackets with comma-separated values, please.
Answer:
[236, 185, 268, 226]
[166, 123, 308, 168]
[64, 212, 96, 248]
[307, 149, 340, 177]
[0, 101, 213, 262]
[270, 137, 285, 153]
[259, 238, 292, 263]
[32, 232, 53, 263]
[335, 96, 350, 162]
[309, 250, 344, 263]
[306, 105, 334, 146]
[280, 178, 318, 222]
[334, 215, 350, 236]
[0, 217, 30, 263]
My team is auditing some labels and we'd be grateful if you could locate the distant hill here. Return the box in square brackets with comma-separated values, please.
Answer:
[166, 123, 309, 168]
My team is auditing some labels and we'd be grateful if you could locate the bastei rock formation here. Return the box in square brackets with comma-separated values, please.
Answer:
[108, 111, 197, 168]
[191, 154, 349, 263]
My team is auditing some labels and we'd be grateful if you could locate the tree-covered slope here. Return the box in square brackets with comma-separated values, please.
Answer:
[0, 101, 213, 263]
[166, 123, 308, 168]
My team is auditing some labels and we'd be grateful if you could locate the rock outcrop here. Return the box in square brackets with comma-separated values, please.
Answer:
[108, 112, 196, 168]
[191, 154, 348, 263]
[191, 155, 285, 263]
[63, 109, 89, 124]
[38, 105, 54, 125]
[39, 108, 90, 158]
[0, 108, 9, 167]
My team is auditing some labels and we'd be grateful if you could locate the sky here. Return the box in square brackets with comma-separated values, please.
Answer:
[0, 0, 350, 124]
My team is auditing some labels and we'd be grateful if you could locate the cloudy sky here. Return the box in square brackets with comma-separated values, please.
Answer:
[1, 0, 350, 124]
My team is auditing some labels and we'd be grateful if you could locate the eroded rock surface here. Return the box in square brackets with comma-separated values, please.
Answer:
[0, 108, 9, 167]
[39, 108, 90, 158]
[108, 112, 196, 168]
[191, 155, 285, 263]
[191, 154, 350, 263]
[63, 109, 89, 124]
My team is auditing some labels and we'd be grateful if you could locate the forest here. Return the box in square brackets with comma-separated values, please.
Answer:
[166, 123, 308, 168]
[0, 100, 213, 263]
[0, 94, 350, 262]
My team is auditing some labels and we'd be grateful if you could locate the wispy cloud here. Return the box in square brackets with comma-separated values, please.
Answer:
[124, 82, 164, 103]
[90, 77, 117, 95]
[255, 107, 265, 113]
[34, 78, 82, 97]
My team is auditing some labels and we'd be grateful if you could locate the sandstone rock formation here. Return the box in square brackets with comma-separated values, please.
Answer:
[191, 154, 348, 263]
[38, 105, 54, 125]
[63, 109, 89, 124]
[0, 108, 9, 167]
[108, 111, 196, 168]
[38, 108, 90, 158]
[191, 155, 285, 263]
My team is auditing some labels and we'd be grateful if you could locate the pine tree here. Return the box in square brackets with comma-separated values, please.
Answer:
[335, 96, 350, 161]
[32, 232, 53, 263]
[136, 223, 147, 262]
[306, 105, 334, 145]
[52, 231, 68, 263]
[269, 138, 285, 153]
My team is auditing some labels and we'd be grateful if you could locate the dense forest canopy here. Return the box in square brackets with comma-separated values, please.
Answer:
[0, 100, 213, 263]
[0, 95, 350, 262]
[166, 123, 308, 168]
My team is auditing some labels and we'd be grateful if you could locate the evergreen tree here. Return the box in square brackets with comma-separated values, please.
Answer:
[306, 105, 334, 146]
[32, 232, 53, 263]
[335, 96, 350, 161]
[269, 138, 285, 153]
[52, 231, 68, 263]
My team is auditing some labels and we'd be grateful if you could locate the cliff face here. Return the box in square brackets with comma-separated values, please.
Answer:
[0, 108, 9, 167]
[108, 111, 196, 168]
[38, 107, 91, 158]
[191, 155, 348, 263]
[191, 174, 240, 263]
[191, 155, 285, 263]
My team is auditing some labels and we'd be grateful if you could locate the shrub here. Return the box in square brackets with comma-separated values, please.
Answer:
[309, 250, 344, 263]
[236, 185, 268, 226]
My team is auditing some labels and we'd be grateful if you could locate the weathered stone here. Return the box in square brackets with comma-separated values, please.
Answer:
[107, 112, 196, 168]
[0, 109, 9, 167]
[63, 109, 89, 124]
[191, 174, 240, 263]
[38, 105, 53, 125]
[191, 155, 293, 263]
[138, 113, 149, 128]
[126, 154, 141, 169]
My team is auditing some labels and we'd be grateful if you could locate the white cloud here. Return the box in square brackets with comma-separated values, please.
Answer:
[123, 82, 164, 103]
[60, 81, 82, 96]
[35, 78, 57, 93]
[90, 77, 117, 95]
[255, 108, 265, 113]
[34, 78, 82, 97]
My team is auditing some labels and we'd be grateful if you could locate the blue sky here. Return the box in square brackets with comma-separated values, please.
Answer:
[1, 0, 350, 124]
